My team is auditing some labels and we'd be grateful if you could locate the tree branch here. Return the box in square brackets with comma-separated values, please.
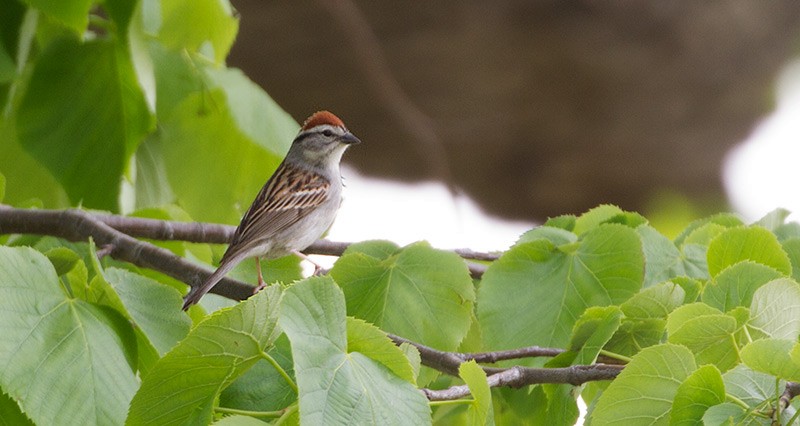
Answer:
[389, 333, 624, 400]
[780, 381, 800, 411]
[422, 364, 623, 401]
[389, 334, 565, 376]
[0, 205, 622, 400]
[0, 206, 253, 300]
[1, 206, 491, 280]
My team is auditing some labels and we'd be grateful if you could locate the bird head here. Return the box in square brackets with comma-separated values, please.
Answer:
[289, 111, 360, 168]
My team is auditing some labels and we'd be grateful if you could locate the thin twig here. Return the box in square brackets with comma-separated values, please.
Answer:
[389, 334, 565, 376]
[0, 205, 627, 400]
[422, 364, 623, 401]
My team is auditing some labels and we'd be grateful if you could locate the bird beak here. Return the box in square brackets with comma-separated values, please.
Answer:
[340, 132, 361, 145]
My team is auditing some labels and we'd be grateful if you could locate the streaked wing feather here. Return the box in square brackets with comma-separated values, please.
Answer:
[221, 162, 330, 262]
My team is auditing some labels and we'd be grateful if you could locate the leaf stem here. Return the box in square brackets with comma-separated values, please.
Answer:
[429, 399, 474, 407]
[262, 351, 298, 393]
[598, 349, 632, 363]
[215, 406, 286, 418]
[274, 403, 299, 425]
[726, 393, 750, 410]
[741, 325, 753, 345]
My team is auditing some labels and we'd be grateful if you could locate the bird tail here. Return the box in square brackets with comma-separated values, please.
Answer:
[182, 256, 243, 310]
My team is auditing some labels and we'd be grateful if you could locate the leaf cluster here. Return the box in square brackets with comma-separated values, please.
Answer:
[3, 1, 800, 425]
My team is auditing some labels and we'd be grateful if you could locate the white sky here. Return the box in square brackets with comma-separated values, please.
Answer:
[327, 171, 534, 252]
[725, 60, 800, 222]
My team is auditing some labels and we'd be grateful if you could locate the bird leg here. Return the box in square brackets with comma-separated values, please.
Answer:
[252, 257, 267, 294]
[292, 250, 326, 275]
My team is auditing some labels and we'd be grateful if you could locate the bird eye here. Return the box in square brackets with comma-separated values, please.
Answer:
[322, 129, 334, 137]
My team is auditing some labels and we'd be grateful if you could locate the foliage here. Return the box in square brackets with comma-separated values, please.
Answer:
[3, 1, 800, 425]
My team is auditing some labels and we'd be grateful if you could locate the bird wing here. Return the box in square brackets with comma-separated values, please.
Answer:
[221, 161, 331, 263]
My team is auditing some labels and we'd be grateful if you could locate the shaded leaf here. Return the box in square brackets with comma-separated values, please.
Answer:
[16, 37, 152, 211]
[126, 286, 283, 425]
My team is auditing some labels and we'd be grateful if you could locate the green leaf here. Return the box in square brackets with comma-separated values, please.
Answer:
[741, 339, 800, 382]
[749, 278, 800, 340]
[677, 243, 710, 280]
[459, 360, 494, 426]
[638, 225, 687, 287]
[0, 172, 5, 203]
[21, 0, 93, 33]
[568, 306, 623, 364]
[671, 276, 702, 303]
[669, 364, 724, 425]
[707, 226, 792, 277]
[573, 204, 644, 235]
[702, 261, 783, 312]
[126, 285, 283, 425]
[782, 238, 800, 282]
[517, 226, 577, 246]
[480, 223, 643, 352]
[0, 390, 34, 426]
[103, 267, 191, 355]
[666, 302, 723, 336]
[722, 364, 782, 409]
[701, 403, 747, 425]
[755, 208, 792, 231]
[541, 307, 621, 425]
[279, 277, 431, 425]
[219, 334, 296, 413]
[604, 318, 666, 357]
[156, 0, 238, 63]
[16, 37, 152, 210]
[341, 239, 402, 259]
[212, 416, 271, 426]
[347, 317, 416, 384]
[667, 312, 740, 372]
[592, 344, 697, 425]
[151, 56, 295, 224]
[331, 241, 474, 352]
[674, 213, 743, 247]
[44, 246, 81, 276]
[543, 214, 576, 231]
[0, 247, 138, 425]
[620, 280, 685, 320]
[0, 120, 70, 208]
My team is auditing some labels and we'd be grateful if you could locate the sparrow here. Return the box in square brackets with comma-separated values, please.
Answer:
[182, 111, 360, 309]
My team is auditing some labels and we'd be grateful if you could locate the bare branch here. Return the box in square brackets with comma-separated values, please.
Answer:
[0, 205, 624, 400]
[389, 334, 565, 376]
[94, 215, 499, 266]
[0, 206, 254, 300]
[0, 206, 494, 290]
[423, 364, 623, 401]
[780, 381, 800, 411]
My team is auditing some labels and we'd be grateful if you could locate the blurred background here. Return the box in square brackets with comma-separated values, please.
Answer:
[227, 1, 800, 249]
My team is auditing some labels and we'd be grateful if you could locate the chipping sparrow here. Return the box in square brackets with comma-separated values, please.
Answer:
[182, 111, 360, 309]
